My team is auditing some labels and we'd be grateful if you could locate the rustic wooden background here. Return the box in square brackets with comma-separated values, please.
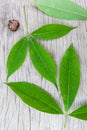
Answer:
[0, 0, 87, 130]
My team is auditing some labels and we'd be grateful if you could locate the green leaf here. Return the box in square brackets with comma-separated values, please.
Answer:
[31, 24, 75, 40]
[28, 38, 57, 88]
[59, 44, 80, 111]
[34, 0, 87, 20]
[70, 105, 87, 120]
[6, 82, 63, 114]
[7, 37, 27, 80]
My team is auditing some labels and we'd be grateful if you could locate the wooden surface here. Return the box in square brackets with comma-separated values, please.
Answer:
[0, 0, 87, 130]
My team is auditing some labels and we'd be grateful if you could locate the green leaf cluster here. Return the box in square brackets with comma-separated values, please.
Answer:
[5, 0, 87, 127]
[7, 23, 74, 88]
[6, 42, 87, 122]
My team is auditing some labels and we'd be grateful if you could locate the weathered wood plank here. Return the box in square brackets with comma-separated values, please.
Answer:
[0, 0, 87, 129]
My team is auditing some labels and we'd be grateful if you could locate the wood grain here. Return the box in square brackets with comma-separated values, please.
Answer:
[0, 0, 87, 129]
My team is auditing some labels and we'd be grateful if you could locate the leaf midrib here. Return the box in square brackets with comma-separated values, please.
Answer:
[29, 38, 56, 83]
[11, 85, 62, 113]
[36, 2, 87, 18]
[32, 29, 71, 36]
[66, 49, 72, 111]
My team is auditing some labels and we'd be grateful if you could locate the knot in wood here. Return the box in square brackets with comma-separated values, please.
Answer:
[8, 19, 20, 31]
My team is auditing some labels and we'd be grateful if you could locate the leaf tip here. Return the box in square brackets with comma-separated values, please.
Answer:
[3, 82, 8, 85]
[69, 43, 73, 48]
[74, 26, 78, 29]
[71, 26, 77, 30]
[71, 43, 73, 46]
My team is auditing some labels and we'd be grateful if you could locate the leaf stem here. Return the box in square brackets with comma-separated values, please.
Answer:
[64, 114, 67, 129]
[23, 5, 29, 36]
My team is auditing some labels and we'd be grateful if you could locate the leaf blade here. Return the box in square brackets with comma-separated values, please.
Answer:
[7, 37, 27, 79]
[28, 38, 57, 88]
[34, 0, 87, 20]
[31, 24, 75, 40]
[70, 105, 87, 120]
[6, 82, 63, 114]
[59, 44, 80, 111]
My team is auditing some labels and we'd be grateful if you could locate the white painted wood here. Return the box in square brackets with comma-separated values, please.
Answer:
[0, 0, 87, 129]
